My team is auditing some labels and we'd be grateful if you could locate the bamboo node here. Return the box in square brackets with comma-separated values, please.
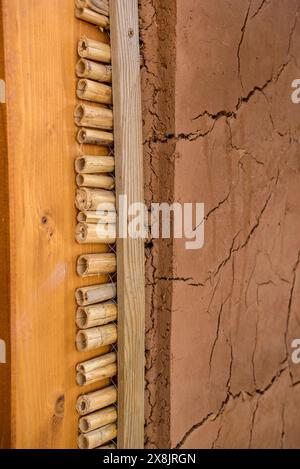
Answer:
[77, 128, 113, 146]
[75, 282, 117, 307]
[78, 37, 111, 64]
[76, 324, 117, 351]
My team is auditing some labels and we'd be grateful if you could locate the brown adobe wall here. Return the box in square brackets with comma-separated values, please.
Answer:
[140, 0, 300, 449]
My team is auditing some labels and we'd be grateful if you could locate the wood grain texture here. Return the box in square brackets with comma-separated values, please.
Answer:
[110, 0, 145, 449]
[0, 0, 11, 449]
[1, 0, 111, 448]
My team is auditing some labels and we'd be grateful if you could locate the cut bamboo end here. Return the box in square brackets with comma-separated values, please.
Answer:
[76, 173, 115, 190]
[74, 104, 113, 130]
[77, 128, 113, 146]
[77, 79, 112, 105]
[75, 155, 115, 174]
[76, 324, 117, 351]
[78, 37, 111, 63]
[76, 59, 112, 83]
[75, 188, 115, 211]
[75, 282, 117, 306]
[76, 301, 118, 328]
[79, 406, 117, 434]
[77, 253, 117, 277]
[77, 210, 117, 224]
[75, 0, 109, 17]
[75, 222, 116, 244]
[78, 423, 117, 450]
[77, 352, 117, 374]
[76, 385, 117, 415]
[75, 7, 109, 29]
[77, 362, 117, 386]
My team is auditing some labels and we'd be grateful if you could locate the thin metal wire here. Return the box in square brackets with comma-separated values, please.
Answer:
[109, 243, 117, 255]
[108, 272, 117, 284]
[108, 144, 114, 156]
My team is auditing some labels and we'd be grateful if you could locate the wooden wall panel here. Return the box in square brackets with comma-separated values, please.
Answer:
[1, 0, 110, 448]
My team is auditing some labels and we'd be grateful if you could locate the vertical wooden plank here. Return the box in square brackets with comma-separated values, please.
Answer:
[0, 0, 11, 449]
[110, 0, 145, 449]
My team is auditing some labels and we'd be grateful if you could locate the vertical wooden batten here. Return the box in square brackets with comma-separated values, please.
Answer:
[110, 0, 145, 449]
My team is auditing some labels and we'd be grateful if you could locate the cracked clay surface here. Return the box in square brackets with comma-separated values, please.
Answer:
[140, 0, 300, 448]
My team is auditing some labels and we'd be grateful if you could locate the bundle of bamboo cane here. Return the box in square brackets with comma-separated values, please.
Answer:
[75, 0, 118, 449]
[77, 127, 113, 145]
[77, 253, 117, 277]
[78, 423, 117, 449]
[75, 155, 115, 174]
[76, 173, 114, 190]
[76, 301, 117, 329]
[77, 362, 117, 385]
[77, 210, 116, 224]
[77, 79, 112, 104]
[76, 59, 112, 82]
[75, 222, 116, 244]
[76, 385, 117, 415]
[76, 323, 117, 351]
[75, 188, 115, 211]
[77, 352, 117, 373]
[79, 405, 117, 433]
[76, 7, 110, 29]
[76, 0, 109, 17]
[74, 104, 113, 130]
[78, 38, 111, 63]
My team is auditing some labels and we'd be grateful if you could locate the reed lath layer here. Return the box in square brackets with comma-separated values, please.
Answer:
[74, 0, 117, 450]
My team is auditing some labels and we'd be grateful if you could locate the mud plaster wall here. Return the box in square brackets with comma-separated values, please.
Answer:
[140, 0, 300, 448]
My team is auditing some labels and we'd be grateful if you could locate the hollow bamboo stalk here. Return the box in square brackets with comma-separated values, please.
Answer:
[78, 424, 117, 450]
[79, 406, 117, 434]
[75, 0, 109, 17]
[76, 59, 112, 83]
[77, 210, 117, 224]
[77, 352, 117, 374]
[75, 282, 117, 306]
[77, 128, 113, 146]
[77, 253, 117, 277]
[75, 222, 116, 244]
[75, 188, 115, 211]
[74, 104, 113, 130]
[76, 324, 117, 351]
[75, 155, 115, 174]
[75, 7, 109, 29]
[77, 363, 117, 386]
[78, 37, 111, 63]
[77, 79, 112, 105]
[76, 173, 115, 190]
[76, 386, 117, 416]
[76, 301, 118, 329]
